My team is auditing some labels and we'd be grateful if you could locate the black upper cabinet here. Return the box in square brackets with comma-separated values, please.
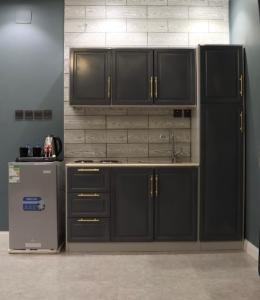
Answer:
[112, 49, 154, 105]
[200, 103, 243, 241]
[154, 49, 196, 105]
[70, 49, 111, 105]
[111, 168, 154, 241]
[200, 46, 243, 104]
[155, 168, 197, 241]
[69, 48, 196, 106]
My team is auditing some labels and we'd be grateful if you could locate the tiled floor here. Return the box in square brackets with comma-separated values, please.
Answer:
[0, 233, 259, 300]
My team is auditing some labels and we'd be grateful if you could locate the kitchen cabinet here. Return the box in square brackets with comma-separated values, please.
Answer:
[67, 167, 111, 242]
[69, 48, 196, 106]
[154, 49, 196, 105]
[154, 168, 197, 241]
[200, 103, 243, 241]
[110, 168, 154, 241]
[70, 49, 111, 105]
[112, 49, 154, 105]
[200, 45, 243, 104]
[200, 45, 244, 242]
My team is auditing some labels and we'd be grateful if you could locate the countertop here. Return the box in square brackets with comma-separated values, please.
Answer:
[66, 162, 199, 168]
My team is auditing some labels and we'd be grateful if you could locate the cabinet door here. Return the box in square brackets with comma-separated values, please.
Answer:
[155, 168, 197, 241]
[70, 49, 111, 105]
[200, 46, 243, 104]
[112, 49, 154, 105]
[111, 168, 154, 241]
[200, 103, 243, 241]
[154, 49, 196, 105]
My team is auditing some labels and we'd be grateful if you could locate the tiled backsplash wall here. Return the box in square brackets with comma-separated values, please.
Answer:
[64, 0, 229, 162]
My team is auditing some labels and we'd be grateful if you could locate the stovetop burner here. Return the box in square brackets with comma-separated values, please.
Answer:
[99, 160, 120, 163]
[74, 160, 94, 163]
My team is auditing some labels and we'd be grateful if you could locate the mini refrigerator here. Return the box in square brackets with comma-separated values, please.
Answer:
[8, 162, 64, 253]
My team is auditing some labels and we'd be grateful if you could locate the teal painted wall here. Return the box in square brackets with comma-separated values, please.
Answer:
[230, 0, 260, 248]
[0, 0, 64, 230]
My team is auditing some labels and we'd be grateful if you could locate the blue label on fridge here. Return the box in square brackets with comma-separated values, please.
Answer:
[23, 197, 45, 211]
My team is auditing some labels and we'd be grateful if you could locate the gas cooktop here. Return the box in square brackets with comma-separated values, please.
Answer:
[74, 159, 120, 164]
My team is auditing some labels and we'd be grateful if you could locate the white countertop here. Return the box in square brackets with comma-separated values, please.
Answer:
[66, 162, 199, 168]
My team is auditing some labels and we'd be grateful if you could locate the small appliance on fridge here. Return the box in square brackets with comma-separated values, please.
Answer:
[8, 161, 64, 253]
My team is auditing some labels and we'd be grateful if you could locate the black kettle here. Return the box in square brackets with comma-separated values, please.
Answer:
[43, 135, 62, 158]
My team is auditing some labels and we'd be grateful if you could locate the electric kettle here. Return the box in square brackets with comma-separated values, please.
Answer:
[44, 135, 62, 158]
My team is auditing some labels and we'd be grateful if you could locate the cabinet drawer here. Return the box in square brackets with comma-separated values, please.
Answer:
[67, 218, 110, 242]
[68, 193, 110, 217]
[67, 167, 109, 192]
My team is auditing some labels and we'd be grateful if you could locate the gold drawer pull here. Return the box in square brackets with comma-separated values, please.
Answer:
[155, 174, 159, 198]
[77, 193, 100, 198]
[154, 76, 158, 98]
[77, 168, 100, 172]
[240, 74, 243, 97]
[150, 76, 153, 99]
[108, 76, 111, 99]
[149, 175, 153, 198]
[77, 218, 100, 223]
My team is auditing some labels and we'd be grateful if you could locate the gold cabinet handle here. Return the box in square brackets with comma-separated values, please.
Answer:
[108, 76, 111, 99]
[154, 76, 158, 99]
[77, 168, 100, 172]
[150, 76, 153, 99]
[77, 218, 100, 223]
[149, 175, 153, 198]
[240, 111, 243, 133]
[77, 193, 100, 198]
[240, 74, 243, 97]
[155, 174, 159, 198]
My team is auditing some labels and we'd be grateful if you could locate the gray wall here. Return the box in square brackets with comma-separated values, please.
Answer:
[0, 0, 64, 230]
[230, 0, 260, 248]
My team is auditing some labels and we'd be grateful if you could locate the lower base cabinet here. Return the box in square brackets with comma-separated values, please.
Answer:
[67, 166, 198, 243]
[155, 168, 197, 241]
[67, 218, 110, 242]
[111, 168, 154, 241]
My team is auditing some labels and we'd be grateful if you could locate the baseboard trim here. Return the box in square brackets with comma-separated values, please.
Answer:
[0, 231, 8, 235]
[244, 239, 259, 261]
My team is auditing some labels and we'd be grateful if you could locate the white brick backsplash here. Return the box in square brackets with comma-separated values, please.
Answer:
[86, 6, 106, 18]
[85, 130, 127, 143]
[64, 130, 85, 143]
[106, 32, 147, 46]
[65, 6, 85, 19]
[127, 19, 167, 32]
[106, 6, 147, 18]
[106, 0, 126, 5]
[209, 0, 229, 7]
[148, 33, 188, 46]
[64, 0, 230, 161]
[189, 32, 229, 45]
[65, 33, 106, 47]
[65, 20, 86, 32]
[168, 20, 208, 33]
[64, 74, 69, 88]
[65, 144, 106, 157]
[64, 116, 106, 129]
[148, 6, 188, 19]
[64, 102, 85, 116]
[168, 0, 208, 6]
[209, 20, 229, 33]
[107, 144, 148, 157]
[64, 59, 69, 73]
[107, 115, 148, 129]
[64, 88, 69, 102]
[86, 19, 126, 32]
[65, 0, 105, 5]
[189, 7, 226, 20]
[127, 0, 167, 5]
